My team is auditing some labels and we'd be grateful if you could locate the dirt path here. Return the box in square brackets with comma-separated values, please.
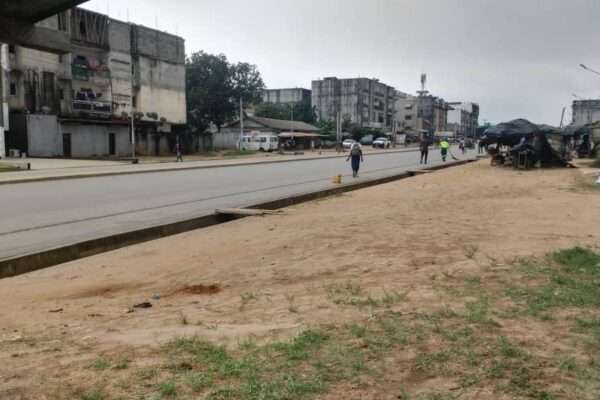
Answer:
[1, 161, 599, 399]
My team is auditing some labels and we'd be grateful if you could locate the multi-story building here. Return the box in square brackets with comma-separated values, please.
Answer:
[262, 88, 311, 105]
[572, 100, 600, 126]
[4, 7, 186, 158]
[396, 92, 449, 135]
[312, 77, 397, 130]
[447, 102, 480, 137]
[0, 44, 8, 158]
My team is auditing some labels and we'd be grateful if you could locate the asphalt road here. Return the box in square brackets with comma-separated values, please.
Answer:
[0, 147, 475, 260]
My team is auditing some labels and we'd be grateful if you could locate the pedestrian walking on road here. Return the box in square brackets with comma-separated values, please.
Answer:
[419, 138, 429, 164]
[346, 142, 364, 178]
[175, 140, 183, 162]
[440, 138, 450, 162]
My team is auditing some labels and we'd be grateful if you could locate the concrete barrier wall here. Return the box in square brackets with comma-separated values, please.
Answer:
[212, 131, 239, 150]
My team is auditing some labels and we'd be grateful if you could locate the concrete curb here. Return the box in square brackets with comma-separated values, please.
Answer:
[0, 159, 475, 279]
[0, 148, 423, 186]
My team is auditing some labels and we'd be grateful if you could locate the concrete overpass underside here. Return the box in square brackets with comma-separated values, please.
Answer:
[0, 0, 88, 53]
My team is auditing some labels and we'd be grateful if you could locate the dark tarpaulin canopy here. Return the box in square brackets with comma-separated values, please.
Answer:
[562, 124, 591, 137]
[483, 119, 568, 166]
[482, 119, 541, 146]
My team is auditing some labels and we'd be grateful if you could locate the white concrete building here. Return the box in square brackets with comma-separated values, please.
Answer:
[447, 102, 480, 137]
[572, 100, 600, 126]
[5, 8, 186, 158]
[312, 77, 397, 130]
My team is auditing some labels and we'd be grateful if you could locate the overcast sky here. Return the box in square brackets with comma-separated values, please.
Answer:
[83, 0, 600, 125]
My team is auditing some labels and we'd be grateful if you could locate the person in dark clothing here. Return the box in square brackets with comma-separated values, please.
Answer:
[175, 140, 183, 162]
[419, 139, 429, 164]
[346, 143, 364, 178]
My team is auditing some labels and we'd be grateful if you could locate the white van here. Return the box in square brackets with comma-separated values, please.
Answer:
[239, 134, 279, 152]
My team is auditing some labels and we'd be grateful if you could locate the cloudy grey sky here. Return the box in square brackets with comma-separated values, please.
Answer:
[83, 0, 600, 125]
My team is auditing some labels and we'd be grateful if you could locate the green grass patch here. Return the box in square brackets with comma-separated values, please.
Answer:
[0, 164, 20, 173]
[222, 150, 257, 157]
[325, 282, 407, 308]
[80, 387, 107, 400]
[158, 380, 177, 397]
[506, 248, 600, 314]
[90, 358, 111, 371]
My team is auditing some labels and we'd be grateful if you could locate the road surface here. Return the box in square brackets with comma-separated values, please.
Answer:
[0, 147, 475, 260]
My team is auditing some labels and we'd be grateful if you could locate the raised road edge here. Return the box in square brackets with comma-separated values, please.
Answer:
[0, 159, 476, 279]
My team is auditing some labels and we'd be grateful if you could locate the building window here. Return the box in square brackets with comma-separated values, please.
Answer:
[58, 12, 68, 32]
[9, 82, 17, 96]
[8, 45, 15, 54]
[79, 20, 87, 38]
[132, 96, 137, 108]
[405, 115, 412, 121]
[59, 88, 65, 101]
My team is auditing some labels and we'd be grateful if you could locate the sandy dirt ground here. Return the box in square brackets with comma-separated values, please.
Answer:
[1, 160, 600, 399]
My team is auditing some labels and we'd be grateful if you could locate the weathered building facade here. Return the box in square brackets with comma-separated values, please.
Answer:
[447, 102, 480, 137]
[572, 100, 600, 126]
[312, 77, 397, 130]
[262, 88, 311, 105]
[396, 92, 449, 135]
[4, 7, 186, 158]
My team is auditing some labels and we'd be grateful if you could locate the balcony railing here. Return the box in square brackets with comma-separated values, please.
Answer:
[72, 100, 112, 116]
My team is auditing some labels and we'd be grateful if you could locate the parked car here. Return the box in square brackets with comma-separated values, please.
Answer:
[342, 139, 357, 150]
[373, 137, 391, 149]
[239, 135, 279, 152]
[360, 135, 374, 146]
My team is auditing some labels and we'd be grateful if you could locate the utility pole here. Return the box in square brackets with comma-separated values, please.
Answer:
[240, 96, 244, 150]
[336, 112, 341, 152]
[559, 107, 566, 128]
[290, 103, 294, 133]
[130, 111, 136, 159]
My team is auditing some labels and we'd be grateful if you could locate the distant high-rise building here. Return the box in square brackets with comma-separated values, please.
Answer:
[572, 100, 600, 126]
[262, 88, 311, 105]
[312, 77, 397, 130]
[396, 91, 450, 135]
[447, 102, 480, 137]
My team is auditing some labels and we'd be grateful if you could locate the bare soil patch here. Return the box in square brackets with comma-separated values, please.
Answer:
[1, 161, 600, 399]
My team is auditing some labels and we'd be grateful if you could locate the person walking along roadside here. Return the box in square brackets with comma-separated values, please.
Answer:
[175, 140, 183, 162]
[419, 137, 430, 164]
[346, 142, 364, 178]
[440, 138, 450, 162]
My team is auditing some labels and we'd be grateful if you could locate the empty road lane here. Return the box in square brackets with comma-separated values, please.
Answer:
[0, 148, 474, 260]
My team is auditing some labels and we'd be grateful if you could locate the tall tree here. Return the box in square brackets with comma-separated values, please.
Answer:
[254, 101, 316, 123]
[186, 52, 265, 133]
[186, 51, 233, 133]
[230, 62, 265, 106]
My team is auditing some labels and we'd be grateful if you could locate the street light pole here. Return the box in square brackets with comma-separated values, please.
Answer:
[580, 64, 600, 77]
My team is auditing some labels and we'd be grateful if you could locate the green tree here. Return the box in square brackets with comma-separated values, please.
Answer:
[186, 52, 265, 133]
[317, 120, 336, 141]
[230, 62, 265, 107]
[254, 101, 316, 123]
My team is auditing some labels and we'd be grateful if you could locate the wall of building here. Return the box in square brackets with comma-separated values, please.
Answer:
[573, 100, 600, 125]
[0, 44, 7, 157]
[7, 45, 64, 112]
[131, 25, 185, 65]
[263, 88, 311, 104]
[26, 114, 60, 156]
[108, 19, 133, 118]
[135, 57, 186, 124]
[312, 77, 396, 129]
[60, 123, 130, 157]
